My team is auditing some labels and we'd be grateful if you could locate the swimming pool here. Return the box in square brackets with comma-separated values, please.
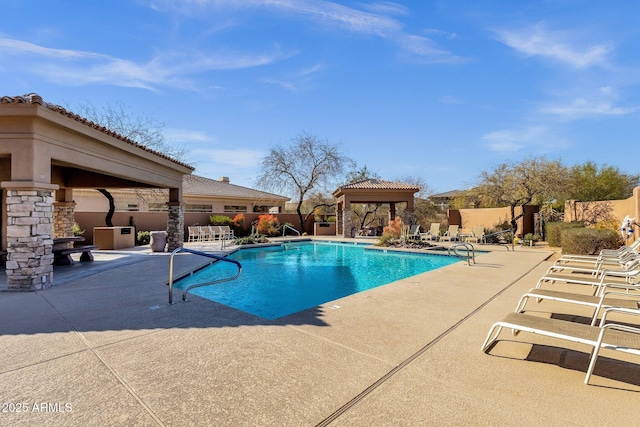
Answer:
[174, 241, 460, 319]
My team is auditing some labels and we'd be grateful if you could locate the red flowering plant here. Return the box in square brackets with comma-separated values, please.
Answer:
[257, 214, 280, 236]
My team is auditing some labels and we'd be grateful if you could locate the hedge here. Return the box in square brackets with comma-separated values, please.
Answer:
[560, 228, 622, 255]
[545, 221, 584, 247]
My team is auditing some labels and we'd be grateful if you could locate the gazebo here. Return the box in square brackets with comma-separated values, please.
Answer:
[0, 94, 194, 290]
[332, 179, 420, 237]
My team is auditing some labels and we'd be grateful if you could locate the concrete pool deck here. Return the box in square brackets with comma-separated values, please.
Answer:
[1, 238, 639, 426]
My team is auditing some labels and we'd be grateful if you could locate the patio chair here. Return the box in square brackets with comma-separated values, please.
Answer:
[219, 225, 235, 240]
[465, 226, 485, 244]
[439, 225, 459, 242]
[420, 223, 441, 241]
[188, 226, 200, 242]
[198, 226, 212, 241]
[481, 307, 640, 385]
[208, 225, 222, 241]
[407, 224, 421, 240]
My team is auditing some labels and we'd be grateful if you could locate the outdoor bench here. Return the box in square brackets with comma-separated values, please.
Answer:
[53, 245, 99, 266]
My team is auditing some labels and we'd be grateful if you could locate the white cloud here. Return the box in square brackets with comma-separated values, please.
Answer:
[495, 22, 613, 68]
[158, 0, 465, 63]
[540, 99, 636, 118]
[0, 36, 292, 90]
[358, 2, 409, 16]
[539, 86, 637, 119]
[165, 128, 215, 144]
[482, 126, 547, 152]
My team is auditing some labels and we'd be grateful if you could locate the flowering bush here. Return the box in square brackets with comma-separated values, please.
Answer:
[382, 217, 403, 239]
[257, 214, 280, 236]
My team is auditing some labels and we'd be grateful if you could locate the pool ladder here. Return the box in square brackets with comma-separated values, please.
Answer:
[168, 247, 242, 304]
[448, 242, 476, 265]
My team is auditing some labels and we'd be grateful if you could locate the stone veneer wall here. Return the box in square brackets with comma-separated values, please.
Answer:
[53, 201, 76, 249]
[166, 202, 184, 251]
[5, 189, 54, 290]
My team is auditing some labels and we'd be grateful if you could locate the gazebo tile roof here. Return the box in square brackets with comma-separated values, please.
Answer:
[336, 179, 420, 191]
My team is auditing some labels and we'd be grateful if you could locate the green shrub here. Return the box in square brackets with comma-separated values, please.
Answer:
[560, 228, 622, 255]
[73, 222, 85, 236]
[137, 230, 151, 245]
[235, 235, 270, 245]
[521, 233, 541, 246]
[209, 215, 233, 226]
[546, 221, 584, 247]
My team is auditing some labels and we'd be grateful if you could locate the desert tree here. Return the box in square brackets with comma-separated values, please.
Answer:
[472, 156, 568, 236]
[568, 161, 639, 201]
[256, 132, 353, 232]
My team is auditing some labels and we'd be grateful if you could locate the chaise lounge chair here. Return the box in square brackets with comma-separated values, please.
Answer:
[535, 264, 640, 295]
[465, 225, 485, 244]
[420, 223, 441, 241]
[407, 224, 421, 240]
[554, 238, 640, 267]
[440, 225, 459, 242]
[481, 307, 640, 384]
[515, 287, 640, 326]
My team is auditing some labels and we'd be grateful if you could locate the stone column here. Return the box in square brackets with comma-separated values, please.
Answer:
[335, 200, 343, 237]
[343, 208, 352, 238]
[166, 202, 184, 251]
[4, 184, 57, 290]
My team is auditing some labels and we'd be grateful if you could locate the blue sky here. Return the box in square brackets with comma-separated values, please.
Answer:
[2, 1, 639, 195]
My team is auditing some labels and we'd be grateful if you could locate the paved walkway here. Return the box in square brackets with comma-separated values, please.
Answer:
[1, 240, 639, 426]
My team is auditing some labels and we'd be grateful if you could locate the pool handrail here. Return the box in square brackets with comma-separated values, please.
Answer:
[168, 247, 242, 304]
[282, 224, 301, 239]
[448, 242, 476, 265]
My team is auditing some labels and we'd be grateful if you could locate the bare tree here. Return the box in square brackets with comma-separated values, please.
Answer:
[70, 101, 189, 226]
[256, 132, 352, 231]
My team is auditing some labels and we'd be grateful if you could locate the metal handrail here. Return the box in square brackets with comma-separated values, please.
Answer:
[448, 242, 476, 265]
[168, 247, 242, 304]
[483, 229, 514, 251]
[282, 224, 301, 239]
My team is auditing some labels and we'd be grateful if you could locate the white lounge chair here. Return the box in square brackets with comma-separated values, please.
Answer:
[188, 226, 200, 242]
[420, 223, 440, 241]
[198, 226, 212, 242]
[516, 287, 640, 326]
[535, 265, 640, 295]
[555, 239, 640, 266]
[481, 307, 640, 384]
[465, 225, 485, 244]
[218, 225, 235, 240]
[440, 225, 459, 242]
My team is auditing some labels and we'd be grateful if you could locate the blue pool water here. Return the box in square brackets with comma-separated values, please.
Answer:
[174, 241, 460, 319]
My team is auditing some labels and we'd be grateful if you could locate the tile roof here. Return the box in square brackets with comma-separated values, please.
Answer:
[336, 179, 420, 191]
[0, 94, 194, 170]
[184, 175, 289, 201]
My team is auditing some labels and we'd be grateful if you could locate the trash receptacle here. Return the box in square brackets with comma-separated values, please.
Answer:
[150, 231, 168, 252]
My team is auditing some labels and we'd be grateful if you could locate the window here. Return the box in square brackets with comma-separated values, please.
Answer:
[149, 203, 168, 212]
[116, 203, 139, 212]
[185, 204, 212, 213]
[224, 205, 247, 213]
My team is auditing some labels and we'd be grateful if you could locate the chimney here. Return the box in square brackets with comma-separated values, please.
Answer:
[218, 176, 230, 183]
